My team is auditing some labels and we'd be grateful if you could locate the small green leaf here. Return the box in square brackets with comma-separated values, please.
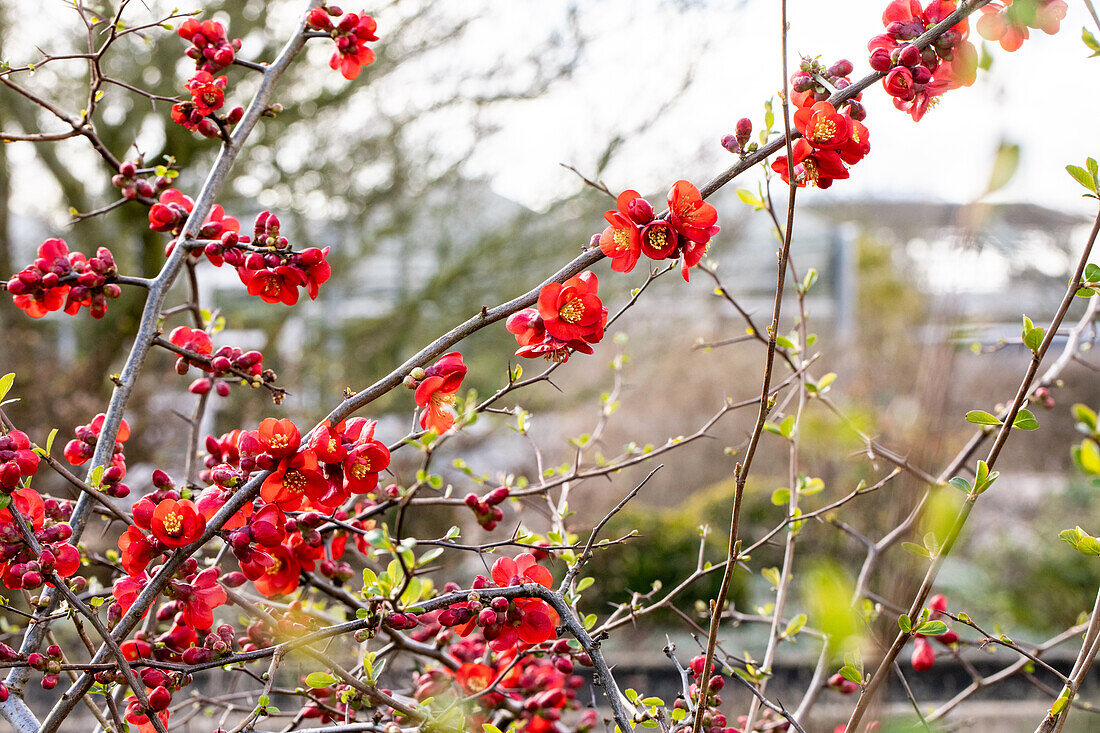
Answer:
[838, 665, 862, 685]
[771, 488, 791, 506]
[902, 542, 931, 559]
[1012, 409, 1039, 431]
[948, 477, 972, 493]
[1067, 164, 1098, 193]
[736, 189, 762, 207]
[965, 410, 1002, 426]
[305, 672, 338, 688]
[914, 620, 949, 637]
[898, 614, 912, 633]
[1084, 27, 1100, 55]
[0, 373, 14, 403]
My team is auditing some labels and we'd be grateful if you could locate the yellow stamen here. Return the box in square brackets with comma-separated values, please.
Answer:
[559, 298, 585, 324]
[162, 512, 183, 536]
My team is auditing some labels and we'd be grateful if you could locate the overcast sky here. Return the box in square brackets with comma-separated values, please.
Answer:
[7, 0, 1099, 225]
[461, 0, 1100, 217]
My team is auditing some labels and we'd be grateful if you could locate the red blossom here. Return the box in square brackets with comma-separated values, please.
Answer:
[118, 526, 157, 577]
[343, 438, 390, 495]
[536, 272, 606, 346]
[598, 190, 645, 273]
[177, 567, 227, 629]
[414, 352, 468, 434]
[794, 102, 851, 151]
[771, 139, 850, 189]
[261, 450, 328, 511]
[150, 498, 206, 548]
[185, 71, 227, 116]
[257, 417, 301, 459]
[253, 543, 300, 597]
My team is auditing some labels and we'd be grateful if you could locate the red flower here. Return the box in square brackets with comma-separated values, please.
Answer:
[639, 219, 679, 261]
[598, 190, 644, 273]
[414, 352, 467, 434]
[794, 102, 851, 151]
[195, 485, 253, 531]
[911, 636, 936, 670]
[343, 439, 390, 495]
[50, 543, 81, 578]
[455, 663, 496, 695]
[536, 272, 606, 345]
[506, 309, 595, 362]
[839, 118, 871, 165]
[148, 189, 194, 233]
[771, 139, 849, 189]
[978, 0, 1065, 52]
[248, 503, 287, 547]
[457, 553, 560, 651]
[0, 431, 39, 490]
[178, 567, 227, 629]
[253, 543, 300, 597]
[309, 421, 348, 464]
[257, 417, 301, 459]
[327, 13, 379, 80]
[239, 266, 306, 306]
[666, 180, 719, 245]
[112, 572, 149, 616]
[118, 526, 157, 577]
[0, 489, 45, 531]
[261, 450, 328, 511]
[185, 71, 227, 116]
[150, 499, 206, 548]
[168, 326, 212, 356]
[8, 239, 71, 318]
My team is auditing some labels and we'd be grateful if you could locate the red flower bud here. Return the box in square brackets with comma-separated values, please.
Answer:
[868, 48, 893, 72]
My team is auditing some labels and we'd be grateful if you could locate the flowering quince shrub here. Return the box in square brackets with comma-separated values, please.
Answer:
[0, 2, 1098, 733]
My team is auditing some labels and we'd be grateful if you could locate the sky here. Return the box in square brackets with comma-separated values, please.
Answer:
[6, 0, 1099, 226]
[457, 0, 1100, 217]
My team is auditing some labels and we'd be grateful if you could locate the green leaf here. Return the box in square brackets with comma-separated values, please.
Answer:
[775, 335, 796, 350]
[948, 477, 972, 493]
[0, 373, 13, 403]
[1073, 403, 1098, 432]
[838, 665, 862, 685]
[1012, 409, 1039, 431]
[783, 613, 807, 639]
[1084, 27, 1100, 55]
[1078, 536, 1100, 556]
[1052, 690, 1070, 715]
[965, 410, 1002, 426]
[985, 142, 1019, 195]
[902, 542, 931, 559]
[771, 488, 791, 506]
[576, 576, 595, 592]
[1075, 440, 1100, 475]
[914, 620, 949, 637]
[762, 567, 781, 588]
[898, 614, 912, 634]
[736, 189, 762, 207]
[305, 672, 338, 688]
[44, 428, 58, 456]
[779, 415, 795, 438]
[1067, 164, 1098, 193]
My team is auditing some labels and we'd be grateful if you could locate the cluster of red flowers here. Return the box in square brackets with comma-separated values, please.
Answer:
[306, 6, 380, 80]
[253, 417, 391, 511]
[772, 58, 871, 190]
[173, 19, 245, 137]
[4, 238, 121, 319]
[464, 486, 510, 530]
[431, 553, 560, 651]
[154, 198, 332, 306]
[24, 644, 64, 692]
[507, 271, 608, 363]
[977, 0, 1066, 52]
[407, 351, 467, 434]
[0, 489, 80, 593]
[597, 180, 719, 281]
[411, 634, 594, 733]
[150, 188, 239, 241]
[909, 593, 959, 671]
[116, 625, 239, 731]
[0, 430, 38, 494]
[64, 413, 131, 498]
[168, 325, 270, 397]
[868, 0, 977, 121]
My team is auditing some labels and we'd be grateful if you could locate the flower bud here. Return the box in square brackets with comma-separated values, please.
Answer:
[868, 48, 893, 72]
[735, 117, 753, 147]
[828, 59, 854, 77]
